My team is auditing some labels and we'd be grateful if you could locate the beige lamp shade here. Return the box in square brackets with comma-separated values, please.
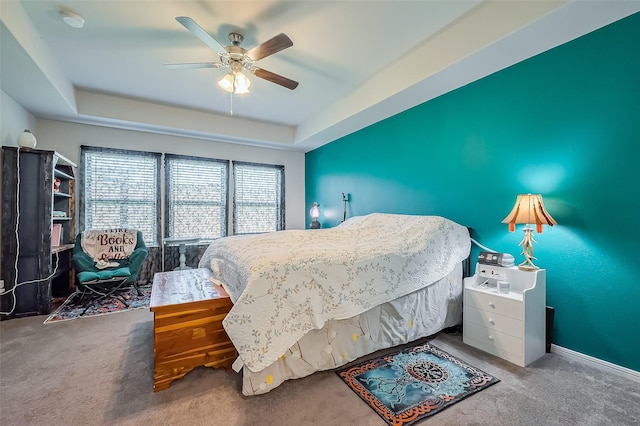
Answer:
[310, 202, 320, 219]
[502, 193, 557, 233]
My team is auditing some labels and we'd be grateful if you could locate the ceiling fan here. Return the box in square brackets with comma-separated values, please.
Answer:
[166, 17, 299, 94]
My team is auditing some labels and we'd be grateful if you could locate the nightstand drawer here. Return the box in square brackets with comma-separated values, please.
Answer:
[464, 305, 523, 338]
[465, 290, 523, 320]
[463, 321, 523, 357]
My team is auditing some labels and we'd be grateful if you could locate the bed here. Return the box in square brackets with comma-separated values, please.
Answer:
[198, 213, 471, 395]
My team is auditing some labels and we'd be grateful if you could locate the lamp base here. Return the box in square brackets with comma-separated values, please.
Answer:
[518, 226, 539, 271]
[517, 263, 539, 271]
[310, 219, 321, 229]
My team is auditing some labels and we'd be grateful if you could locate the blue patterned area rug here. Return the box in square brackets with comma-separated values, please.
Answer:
[336, 342, 499, 426]
[43, 285, 151, 324]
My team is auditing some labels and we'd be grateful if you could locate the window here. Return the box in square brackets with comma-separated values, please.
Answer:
[80, 146, 161, 245]
[165, 155, 229, 241]
[233, 162, 285, 234]
[79, 148, 285, 247]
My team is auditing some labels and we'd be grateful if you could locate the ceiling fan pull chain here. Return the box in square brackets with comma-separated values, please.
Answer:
[229, 92, 234, 116]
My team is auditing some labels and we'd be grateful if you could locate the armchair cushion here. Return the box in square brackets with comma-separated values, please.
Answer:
[77, 267, 131, 284]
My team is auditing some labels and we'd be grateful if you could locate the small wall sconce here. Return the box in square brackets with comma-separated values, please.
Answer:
[310, 202, 321, 229]
[502, 193, 557, 271]
[342, 193, 349, 223]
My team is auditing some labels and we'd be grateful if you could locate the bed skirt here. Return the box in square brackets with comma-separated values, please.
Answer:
[239, 262, 463, 395]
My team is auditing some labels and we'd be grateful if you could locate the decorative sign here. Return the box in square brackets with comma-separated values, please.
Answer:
[81, 229, 137, 268]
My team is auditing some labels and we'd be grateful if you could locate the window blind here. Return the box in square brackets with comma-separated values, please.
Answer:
[165, 155, 229, 241]
[80, 146, 161, 245]
[233, 162, 285, 234]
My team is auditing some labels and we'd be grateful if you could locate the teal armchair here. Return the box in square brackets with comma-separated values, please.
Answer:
[72, 229, 148, 297]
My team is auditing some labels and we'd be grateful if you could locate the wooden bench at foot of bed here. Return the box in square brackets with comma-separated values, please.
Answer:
[150, 268, 236, 392]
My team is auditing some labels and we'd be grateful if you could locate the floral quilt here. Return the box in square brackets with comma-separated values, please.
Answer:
[199, 213, 470, 372]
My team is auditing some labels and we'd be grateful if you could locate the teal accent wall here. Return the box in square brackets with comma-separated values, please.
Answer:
[305, 13, 640, 372]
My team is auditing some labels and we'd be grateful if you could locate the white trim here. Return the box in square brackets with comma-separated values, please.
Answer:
[551, 344, 640, 384]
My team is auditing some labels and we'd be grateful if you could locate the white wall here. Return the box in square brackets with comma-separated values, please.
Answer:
[1, 90, 37, 147]
[0, 94, 304, 282]
[34, 119, 307, 234]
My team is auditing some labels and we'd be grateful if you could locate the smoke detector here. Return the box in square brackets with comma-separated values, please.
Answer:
[60, 10, 85, 29]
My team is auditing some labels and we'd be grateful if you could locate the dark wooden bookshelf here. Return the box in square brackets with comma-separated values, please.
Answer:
[1, 147, 77, 319]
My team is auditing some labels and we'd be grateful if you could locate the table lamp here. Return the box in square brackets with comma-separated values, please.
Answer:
[502, 193, 557, 271]
[310, 202, 321, 229]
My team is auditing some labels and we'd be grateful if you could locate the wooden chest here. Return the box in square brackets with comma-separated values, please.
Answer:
[150, 268, 236, 392]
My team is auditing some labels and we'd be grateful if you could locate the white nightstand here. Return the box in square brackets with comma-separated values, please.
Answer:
[463, 262, 546, 367]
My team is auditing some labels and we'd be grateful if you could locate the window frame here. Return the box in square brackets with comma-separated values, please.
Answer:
[79, 148, 286, 248]
[232, 161, 285, 235]
[79, 145, 162, 246]
[164, 154, 230, 242]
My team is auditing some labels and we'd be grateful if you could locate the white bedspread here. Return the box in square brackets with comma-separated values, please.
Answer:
[199, 213, 470, 372]
[241, 264, 463, 395]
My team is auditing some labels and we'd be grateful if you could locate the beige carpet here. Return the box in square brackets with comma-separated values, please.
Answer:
[1, 308, 639, 426]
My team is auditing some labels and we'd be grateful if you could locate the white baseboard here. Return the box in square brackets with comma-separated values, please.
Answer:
[550, 344, 640, 384]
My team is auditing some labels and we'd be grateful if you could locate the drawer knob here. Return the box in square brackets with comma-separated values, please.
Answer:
[489, 319, 495, 325]
[489, 302, 496, 308]
[488, 335, 494, 341]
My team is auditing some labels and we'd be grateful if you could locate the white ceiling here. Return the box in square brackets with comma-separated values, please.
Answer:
[2, 1, 639, 151]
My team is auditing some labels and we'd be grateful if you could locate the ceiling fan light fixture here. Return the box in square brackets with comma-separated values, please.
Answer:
[234, 71, 251, 94]
[218, 73, 235, 93]
[218, 71, 251, 94]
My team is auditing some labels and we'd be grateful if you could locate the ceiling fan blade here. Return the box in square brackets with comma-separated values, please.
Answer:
[247, 33, 293, 61]
[164, 62, 221, 70]
[253, 68, 299, 90]
[175, 16, 226, 53]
